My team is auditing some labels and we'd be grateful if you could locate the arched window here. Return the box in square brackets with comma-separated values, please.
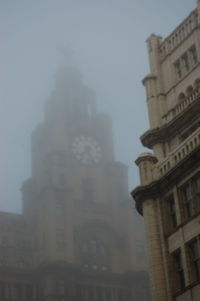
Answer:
[80, 239, 109, 272]
[186, 85, 194, 96]
[178, 93, 186, 103]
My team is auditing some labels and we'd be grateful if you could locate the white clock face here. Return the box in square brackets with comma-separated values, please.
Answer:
[72, 136, 102, 165]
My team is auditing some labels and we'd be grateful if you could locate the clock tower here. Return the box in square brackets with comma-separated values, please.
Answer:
[22, 63, 149, 301]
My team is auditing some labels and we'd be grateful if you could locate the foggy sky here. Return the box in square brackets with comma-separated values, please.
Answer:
[1, 0, 196, 212]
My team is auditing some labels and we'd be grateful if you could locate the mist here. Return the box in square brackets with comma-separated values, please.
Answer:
[1, 0, 195, 213]
[0, 1, 198, 300]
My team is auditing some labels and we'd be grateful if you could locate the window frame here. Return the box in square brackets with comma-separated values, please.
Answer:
[181, 183, 193, 219]
[171, 249, 185, 292]
[187, 238, 200, 283]
[189, 45, 198, 66]
[179, 173, 200, 221]
[181, 52, 190, 72]
[174, 59, 182, 79]
[166, 195, 177, 232]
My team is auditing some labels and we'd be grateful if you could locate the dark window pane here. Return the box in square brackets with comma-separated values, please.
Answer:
[190, 45, 198, 65]
[188, 240, 200, 280]
[174, 60, 182, 78]
[173, 250, 185, 290]
[196, 177, 200, 193]
[168, 197, 177, 229]
[182, 53, 189, 71]
[181, 185, 193, 217]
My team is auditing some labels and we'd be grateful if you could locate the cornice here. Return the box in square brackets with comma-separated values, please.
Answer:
[131, 146, 200, 215]
[135, 153, 158, 166]
[141, 94, 200, 149]
[142, 74, 157, 86]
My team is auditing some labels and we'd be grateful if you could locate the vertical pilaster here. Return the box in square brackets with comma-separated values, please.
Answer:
[143, 34, 165, 129]
[143, 199, 168, 301]
[143, 75, 160, 129]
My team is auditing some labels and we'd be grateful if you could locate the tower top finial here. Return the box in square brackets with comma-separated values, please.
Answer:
[57, 45, 75, 64]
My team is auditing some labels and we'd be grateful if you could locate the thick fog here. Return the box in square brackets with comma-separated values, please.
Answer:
[1, 0, 196, 213]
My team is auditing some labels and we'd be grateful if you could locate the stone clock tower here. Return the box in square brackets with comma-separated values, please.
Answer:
[0, 63, 149, 301]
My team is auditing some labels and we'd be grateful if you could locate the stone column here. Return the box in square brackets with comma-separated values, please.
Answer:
[143, 75, 160, 129]
[143, 198, 168, 301]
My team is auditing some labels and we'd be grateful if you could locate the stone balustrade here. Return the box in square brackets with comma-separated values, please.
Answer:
[163, 89, 200, 123]
[158, 127, 200, 177]
[159, 9, 198, 60]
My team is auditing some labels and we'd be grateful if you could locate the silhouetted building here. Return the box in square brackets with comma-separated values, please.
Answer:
[132, 1, 200, 300]
[0, 63, 149, 300]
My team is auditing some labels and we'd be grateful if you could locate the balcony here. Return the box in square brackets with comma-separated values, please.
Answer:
[163, 89, 200, 123]
[158, 127, 200, 177]
[159, 9, 198, 60]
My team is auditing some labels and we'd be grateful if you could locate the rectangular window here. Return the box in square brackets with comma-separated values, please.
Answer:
[172, 250, 185, 292]
[174, 60, 182, 79]
[82, 178, 94, 203]
[189, 45, 198, 66]
[182, 53, 190, 72]
[166, 196, 177, 231]
[181, 184, 193, 218]
[195, 177, 200, 193]
[194, 175, 200, 212]
[187, 239, 200, 282]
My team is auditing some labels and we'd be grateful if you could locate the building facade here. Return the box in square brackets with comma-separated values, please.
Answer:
[0, 63, 149, 300]
[132, 1, 200, 301]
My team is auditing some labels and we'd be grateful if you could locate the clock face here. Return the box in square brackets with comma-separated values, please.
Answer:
[72, 136, 102, 165]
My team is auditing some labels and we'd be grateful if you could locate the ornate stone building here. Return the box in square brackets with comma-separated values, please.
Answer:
[132, 1, 200, 301]
[0, 63, 149, 300]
